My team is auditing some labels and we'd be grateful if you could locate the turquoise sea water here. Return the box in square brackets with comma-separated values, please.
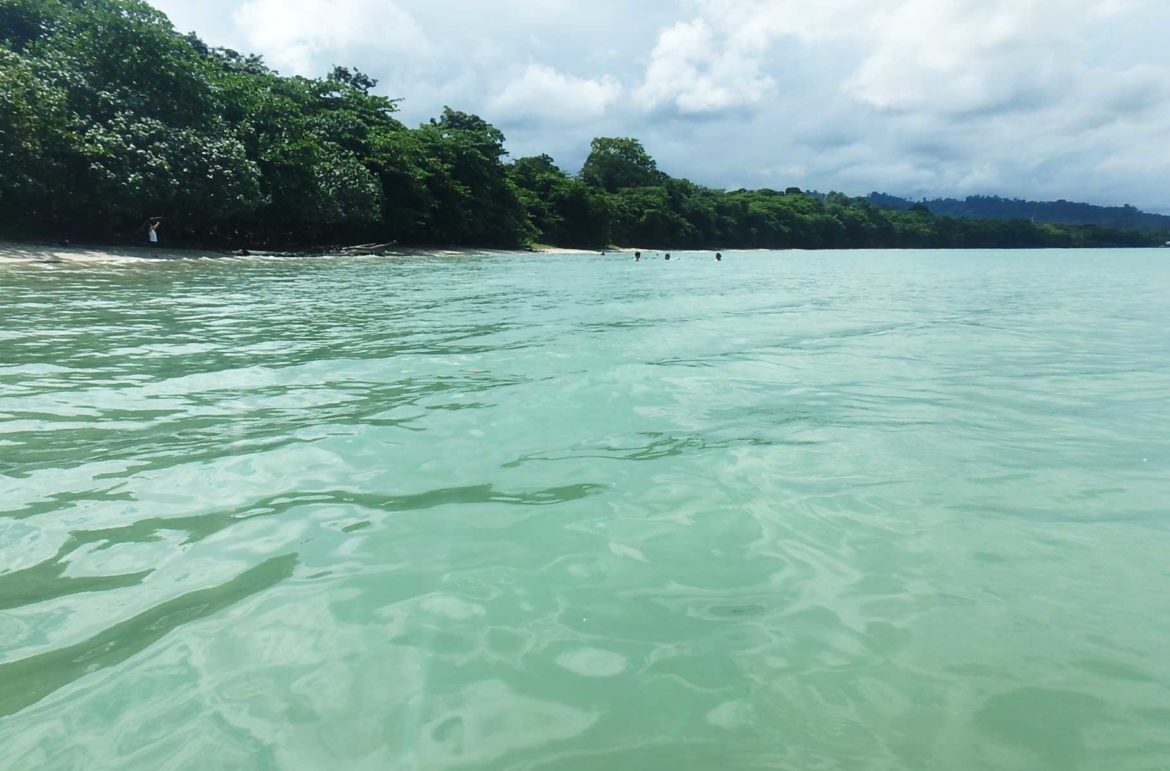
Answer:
[1, 248, 1169, 770]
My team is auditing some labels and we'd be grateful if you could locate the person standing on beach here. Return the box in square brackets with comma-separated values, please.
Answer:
[145, 218, 162, 257]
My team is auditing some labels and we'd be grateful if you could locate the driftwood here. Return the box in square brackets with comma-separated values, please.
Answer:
[219, 241, 401, 258]
[337, 241, 399, 255]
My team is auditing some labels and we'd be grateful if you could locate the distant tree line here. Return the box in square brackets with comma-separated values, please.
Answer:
[867, 193, 1170, 233]
[2, 0, 1165, 250]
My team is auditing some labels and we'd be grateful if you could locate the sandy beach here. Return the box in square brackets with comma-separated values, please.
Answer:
[0, 241, 614, 264]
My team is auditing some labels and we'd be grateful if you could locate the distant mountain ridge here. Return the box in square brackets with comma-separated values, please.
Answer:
[867, 193, 1170, 232]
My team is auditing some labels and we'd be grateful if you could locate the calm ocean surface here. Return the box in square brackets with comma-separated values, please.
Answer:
[1, 248, 1169, 770]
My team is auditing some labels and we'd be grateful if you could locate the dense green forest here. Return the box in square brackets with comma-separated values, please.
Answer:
[2, 0, 1165, 250]
[867, 193, 1170, 232]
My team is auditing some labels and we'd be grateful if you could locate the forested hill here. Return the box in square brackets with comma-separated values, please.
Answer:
[1, 0, 1165, 251]
[867, 193, 1170, 232]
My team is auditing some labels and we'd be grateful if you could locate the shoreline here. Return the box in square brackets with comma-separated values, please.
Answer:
[0, 241, 617, 264]
[5, 241, 1155, 265]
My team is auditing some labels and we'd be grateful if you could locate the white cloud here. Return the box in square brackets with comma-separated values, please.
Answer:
[490, 64, 622, 123]
[231, 0, 432, 76]
[841, 1, 1092, 114]
[680, 0, 1131, 115]
[634, 18, 774, 113]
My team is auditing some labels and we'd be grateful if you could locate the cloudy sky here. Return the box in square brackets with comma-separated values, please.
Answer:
[147, 0, 1170, 212]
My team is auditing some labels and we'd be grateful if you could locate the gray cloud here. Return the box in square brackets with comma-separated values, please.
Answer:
[147, 0, 1170, 212]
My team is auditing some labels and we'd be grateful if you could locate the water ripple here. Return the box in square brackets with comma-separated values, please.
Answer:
[2, 249, 1170, 770]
